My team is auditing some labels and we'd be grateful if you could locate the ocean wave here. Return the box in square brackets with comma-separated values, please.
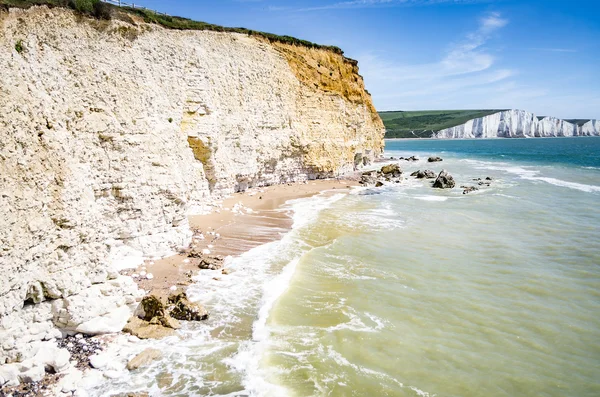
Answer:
[465, 159, 600, 193]
[326, 309, 387, 333]
[414, 195, 449, 202]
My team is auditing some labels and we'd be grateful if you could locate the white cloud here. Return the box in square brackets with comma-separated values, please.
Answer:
[359, 12, 513, 111]
[271, 0, 490, 12]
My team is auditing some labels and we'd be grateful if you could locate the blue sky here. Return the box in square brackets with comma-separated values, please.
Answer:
[130, 0, 599, 119]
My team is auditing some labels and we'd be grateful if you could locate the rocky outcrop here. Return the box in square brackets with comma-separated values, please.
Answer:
[167, 293, 208, 322]
[0, 5, 384, 367]
[126, 348, 162, 371]
[461, 186, 479, 194]
[432, 170, 455, 189]
[410, 170, 436, 179]
[433, 109, 599, 138]
[359, 164, 403, 187]
[428, 157, 443, 162]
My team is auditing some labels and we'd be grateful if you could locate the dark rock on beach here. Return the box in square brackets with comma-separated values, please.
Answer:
[462, 186, 479, 194]
[359, 164, 403, 187]
[380, 164, 402, 176]
[123, 291, 209, 340]
[399, 156, 419, 161]
[428, 156, 443, 162]
[168, 293, 209, 321]
[411, 170, 436, 179]
[198, 256, 224, 270]
[432, 170, 455, 189]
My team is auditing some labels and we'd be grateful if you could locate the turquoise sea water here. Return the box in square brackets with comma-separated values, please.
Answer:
[91, 138, 600, 397]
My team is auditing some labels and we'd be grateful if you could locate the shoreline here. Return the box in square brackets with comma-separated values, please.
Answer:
[123, 178, 360, 300]
[1, 177, 361, 397]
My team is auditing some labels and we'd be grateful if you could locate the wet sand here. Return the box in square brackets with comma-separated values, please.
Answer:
[124, 178, 359, 297]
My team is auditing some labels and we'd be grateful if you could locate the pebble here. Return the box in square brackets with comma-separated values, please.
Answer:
[146, 273, 154, 280]
[149, 261, 155, 265]
[169, 286, 177, 291]
[202, 249, 211, 255]
[183, 259, 190, 264]
[208, 244, 214, 249]
[139, 271, 147, 277]
[75, 334, 83, 339]
[216, 233, 221, 238]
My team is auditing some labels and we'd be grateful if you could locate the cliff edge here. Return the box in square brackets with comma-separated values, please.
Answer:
[0, 5, 384, 368]
[433, 109, 599, 138]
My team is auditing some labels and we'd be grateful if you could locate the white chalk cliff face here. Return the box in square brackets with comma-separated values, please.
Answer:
[433, 109, 599, 139]
[0, 5, 384, 369]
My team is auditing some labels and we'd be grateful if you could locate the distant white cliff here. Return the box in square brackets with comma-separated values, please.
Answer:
[433, 109, 599, 139]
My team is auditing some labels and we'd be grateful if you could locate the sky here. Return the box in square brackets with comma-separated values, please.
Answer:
[129, 0, 600, 119]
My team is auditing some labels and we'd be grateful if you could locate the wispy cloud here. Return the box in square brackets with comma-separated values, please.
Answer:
[530, 47, 578, 53]
[359, 12, 512, 110]
[270, 0, 491, 12]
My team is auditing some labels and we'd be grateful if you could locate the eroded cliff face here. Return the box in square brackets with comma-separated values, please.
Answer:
[0, 6, 384, 365]
[433, 109, 599, 139]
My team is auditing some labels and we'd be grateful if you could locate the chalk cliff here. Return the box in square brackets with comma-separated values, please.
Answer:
[0, 5, 384, 368]
[433, 109, 599, 139]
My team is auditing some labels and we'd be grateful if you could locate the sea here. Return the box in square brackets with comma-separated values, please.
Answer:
[91, 137, 600, 397]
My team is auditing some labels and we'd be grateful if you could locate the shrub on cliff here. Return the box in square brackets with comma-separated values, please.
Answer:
[92, 0, 111, 19]
[69, 0, 94, 13]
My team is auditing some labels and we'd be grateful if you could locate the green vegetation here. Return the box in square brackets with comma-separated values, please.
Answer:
[14, 39, 23, 53]
[0, 0, 344, 55]
[122, 7, 343, 54]
[537, 116, 591, 127]
[2, 0, 109, 18]
[168, 117, 173, 123]
[565, 119, 591, 127]
[380, 109, 506, 139]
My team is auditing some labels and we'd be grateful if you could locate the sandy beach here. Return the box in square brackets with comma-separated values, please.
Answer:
[123, 178, 359, 298]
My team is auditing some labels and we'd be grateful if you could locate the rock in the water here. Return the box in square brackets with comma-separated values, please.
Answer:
[167, 293, 209, 322]
[462, 186, 479, 194]
[375, 181, 384, 187]
[126, 294, 182, 339]
[126, 348, 163, 371]
[359, 171, 378, 186]
[122, 317, 176, 340]
[138, 296, 166, 322]
[428, 156, 443, 162]
[432, 170, 455, 189]
[380, 164, 402, 176]
[485, 176, 493, 181]
[157, 371, 174, 389]
[198, 256, 224, 270]
[412, 170, 436, 179]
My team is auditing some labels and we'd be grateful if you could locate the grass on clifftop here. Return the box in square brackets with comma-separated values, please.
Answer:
[0, 0, 345, 55]
[380, 109, 506, 139]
